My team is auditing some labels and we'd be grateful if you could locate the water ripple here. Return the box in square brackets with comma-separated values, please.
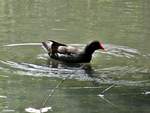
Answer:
[3, 42, 142, 58]
[1, 43, 149, 87]
[0, 60, 88, 80]
[104, 44, 140, 58]
[0, 60, 149, 86]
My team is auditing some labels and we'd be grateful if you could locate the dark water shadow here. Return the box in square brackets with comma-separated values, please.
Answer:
[47, 58, 102, 86]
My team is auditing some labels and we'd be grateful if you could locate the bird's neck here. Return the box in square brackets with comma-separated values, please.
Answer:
[84, 45, 96, 55]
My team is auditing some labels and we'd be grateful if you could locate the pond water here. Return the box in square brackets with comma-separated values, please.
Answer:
[0, 0, 150, 113]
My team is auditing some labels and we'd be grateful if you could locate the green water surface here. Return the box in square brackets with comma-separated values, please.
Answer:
[0, 0, 150, 113]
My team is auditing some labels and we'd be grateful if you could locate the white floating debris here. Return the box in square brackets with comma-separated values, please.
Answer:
[98, 94, 104, 98]
[144, 91, 150, 95]
[2, 109, 15, 112]
[0, 95, 7, 99]
[25, 107, 52, 113]
[51, 28, 67, 31]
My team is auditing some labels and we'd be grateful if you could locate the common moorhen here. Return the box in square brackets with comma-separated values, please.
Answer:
[42, 40, 105, 63]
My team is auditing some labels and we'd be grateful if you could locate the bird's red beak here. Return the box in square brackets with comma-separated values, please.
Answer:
[99, 42, 107, 52]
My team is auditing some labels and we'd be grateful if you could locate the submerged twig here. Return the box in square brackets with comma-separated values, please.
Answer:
[98, 84, 117, 107]
[98, 94, 117, 107]
[42, 77, 67, 107]
[41, 64, 85, 110]
[101, 84, 115, 94]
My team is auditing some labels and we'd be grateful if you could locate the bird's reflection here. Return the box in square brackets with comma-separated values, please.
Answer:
[47, 58, 101, 86]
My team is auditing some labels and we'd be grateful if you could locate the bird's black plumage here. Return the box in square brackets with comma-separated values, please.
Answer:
[42, 40, 105, 63]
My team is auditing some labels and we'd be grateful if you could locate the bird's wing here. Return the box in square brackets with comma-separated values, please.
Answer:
[49, 40, 66, 46]
[50, 53, 82, 63]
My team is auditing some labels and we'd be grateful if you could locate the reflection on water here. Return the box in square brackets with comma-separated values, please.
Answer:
[0, 43, 149, 86]
[0, 0, 150, 113]
[0, 41, 150, 113]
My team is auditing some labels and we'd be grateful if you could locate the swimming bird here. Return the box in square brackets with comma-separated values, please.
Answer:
[42, 40, 105, 63]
